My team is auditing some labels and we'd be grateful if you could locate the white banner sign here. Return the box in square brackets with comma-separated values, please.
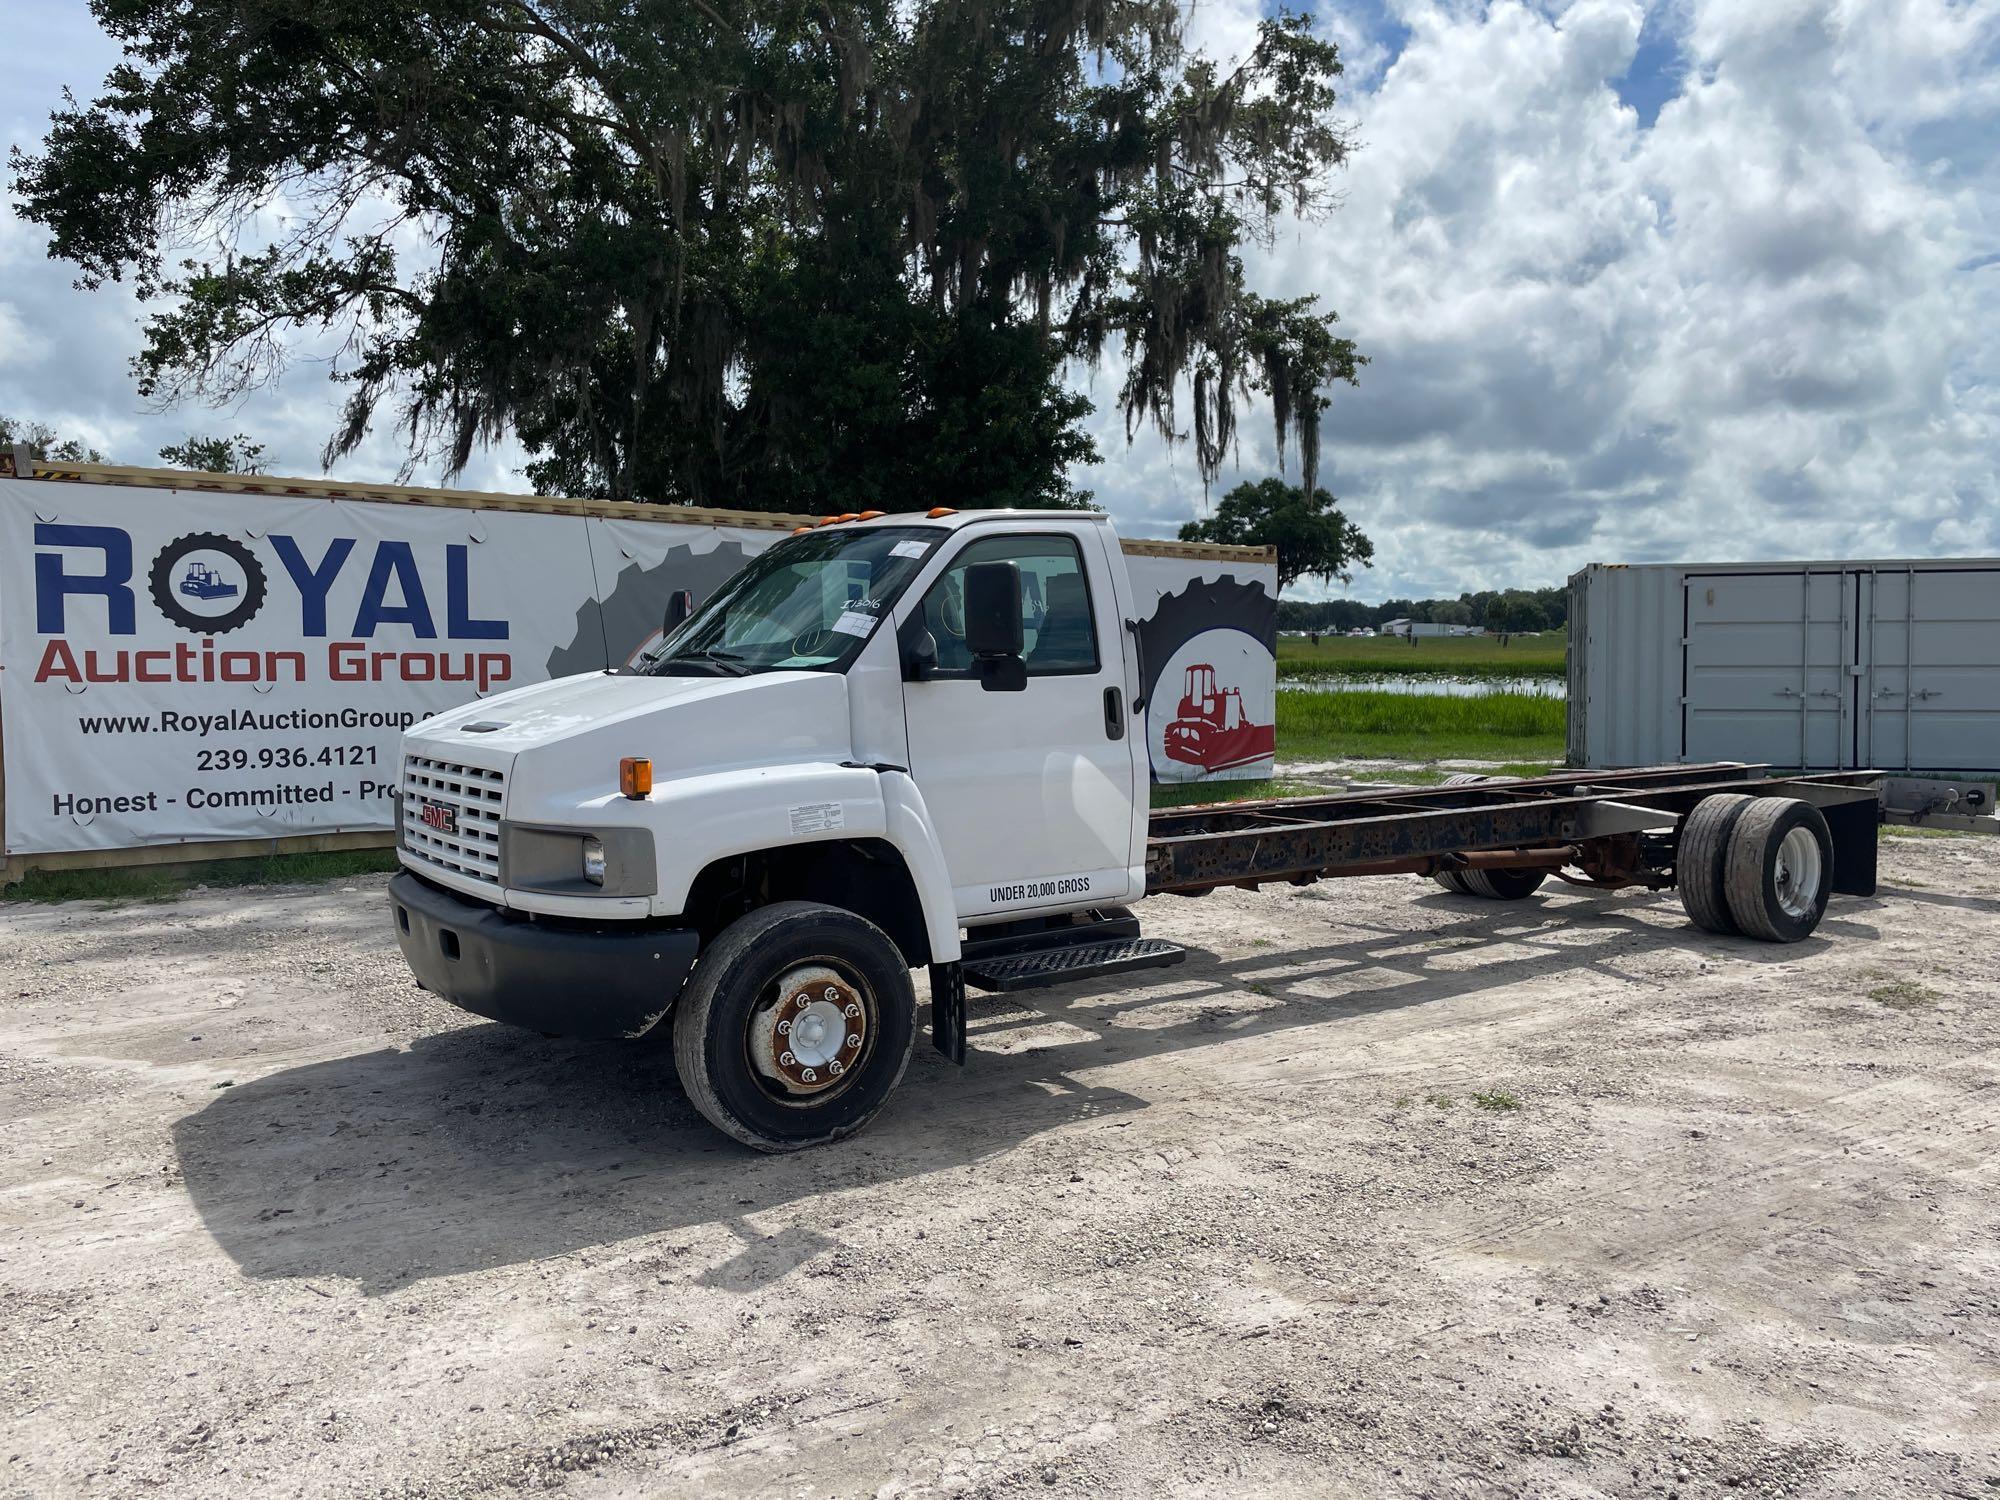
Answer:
[1, 477, 1274, 856]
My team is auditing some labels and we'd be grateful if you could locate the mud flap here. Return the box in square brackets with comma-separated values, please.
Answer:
[929, 962, 967, 1065]
[1824, 797, 1878, 897]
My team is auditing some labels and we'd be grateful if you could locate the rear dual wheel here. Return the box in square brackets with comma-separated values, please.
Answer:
[1676, 793, 1752, 934]
[1678, 795, 1832, 942]
[1722, 798, 1833, 942]
[672, 901, 916, 1152]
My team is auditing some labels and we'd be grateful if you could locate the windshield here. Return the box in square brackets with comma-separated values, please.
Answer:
[633, 525, 943, 677]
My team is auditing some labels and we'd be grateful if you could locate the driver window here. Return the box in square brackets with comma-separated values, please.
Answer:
[918, 535, 1100, 677]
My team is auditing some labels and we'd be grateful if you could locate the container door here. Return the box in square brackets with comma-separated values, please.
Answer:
[1565, 570, 1589, 764]
[1859, 568, 2000, 772]
[1683, 571, 1855, 769]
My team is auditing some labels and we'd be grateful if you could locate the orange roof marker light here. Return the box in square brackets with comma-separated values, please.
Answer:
[791, 525, 813, 535]
[817, 515, 842, 526]
[927, 507, 958, 518]
[857, 510, 885, 520]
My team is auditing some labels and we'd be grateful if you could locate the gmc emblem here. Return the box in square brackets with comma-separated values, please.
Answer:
[418, 801, 459, 836]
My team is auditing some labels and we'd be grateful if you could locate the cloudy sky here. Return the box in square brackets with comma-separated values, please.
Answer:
[4, 0, 1997, 602]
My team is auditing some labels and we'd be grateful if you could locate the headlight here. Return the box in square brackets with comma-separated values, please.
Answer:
[499, 824, 654, 896]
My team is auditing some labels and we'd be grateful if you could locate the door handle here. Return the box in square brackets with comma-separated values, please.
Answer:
[1104, 686, 1124, 740]
[1123, 619, 1147, 712]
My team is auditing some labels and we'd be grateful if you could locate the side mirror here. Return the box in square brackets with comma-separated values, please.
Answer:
[964, 561, 1023, 656]
[963, 561, 1026, 692]
[662, 589, 694, 635]
[977, 655, 1028, 692]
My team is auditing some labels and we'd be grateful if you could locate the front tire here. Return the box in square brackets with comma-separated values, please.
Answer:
[672, 901, 916, 1151]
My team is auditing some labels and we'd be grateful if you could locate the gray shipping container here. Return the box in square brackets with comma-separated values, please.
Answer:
[1569, 558, 2000, 774]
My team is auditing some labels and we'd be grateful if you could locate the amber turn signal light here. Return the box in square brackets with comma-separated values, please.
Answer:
[619, 757, 653, 799]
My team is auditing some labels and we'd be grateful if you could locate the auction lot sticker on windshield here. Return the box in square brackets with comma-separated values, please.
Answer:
[831, 609, 877, 638]
[889, 540, 930, 560]
[789, 801, 845, 835]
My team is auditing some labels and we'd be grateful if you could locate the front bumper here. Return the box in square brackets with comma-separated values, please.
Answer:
[388, 871, 699, 1039]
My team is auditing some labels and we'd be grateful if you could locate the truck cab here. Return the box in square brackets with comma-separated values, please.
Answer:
[390, 508, 1170, 1150]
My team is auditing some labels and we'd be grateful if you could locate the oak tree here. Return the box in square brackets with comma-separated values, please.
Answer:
[15, 0, 1360, 510]
[1179, 475, 1372, 592]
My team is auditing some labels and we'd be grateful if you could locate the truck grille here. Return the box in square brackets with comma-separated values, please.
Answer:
[401, 755, 505, 886]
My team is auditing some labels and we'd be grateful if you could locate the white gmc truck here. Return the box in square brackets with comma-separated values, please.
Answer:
[389, 507, 1882, 1151]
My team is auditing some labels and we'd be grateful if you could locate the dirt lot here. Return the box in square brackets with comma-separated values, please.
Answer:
[3, 833, 1997, 1500]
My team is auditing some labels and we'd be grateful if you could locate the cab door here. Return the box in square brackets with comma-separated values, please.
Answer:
[898, 528, 1143, 919]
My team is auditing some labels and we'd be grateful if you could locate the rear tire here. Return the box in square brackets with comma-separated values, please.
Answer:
[1435, 866, 1546, 898]
[1677, 793, 1753, 934]
[1465, 867, 1547, 900]
[672, 901, 916, 1151]
[1432, 778, 1493, 894]
[1723, 798, 1833, 943]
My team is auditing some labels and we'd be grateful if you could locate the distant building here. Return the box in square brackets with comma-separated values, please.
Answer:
[1381, 618, 1475, 639]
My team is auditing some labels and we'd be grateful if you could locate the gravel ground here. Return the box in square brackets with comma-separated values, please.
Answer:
[2, 832, 1997, 1499]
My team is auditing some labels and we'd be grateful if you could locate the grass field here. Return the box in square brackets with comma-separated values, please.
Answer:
[1278, 628, 1567, 679]
[1273, 684, 1567, 764]
[1149, 777, 1332, 809]
[1148, 765, 1567, 808]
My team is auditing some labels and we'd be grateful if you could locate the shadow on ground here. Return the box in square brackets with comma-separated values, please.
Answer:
[172, 887, 1848, 1294]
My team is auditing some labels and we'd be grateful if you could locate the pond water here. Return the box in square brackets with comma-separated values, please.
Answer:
[1284, 675, 1568, 699]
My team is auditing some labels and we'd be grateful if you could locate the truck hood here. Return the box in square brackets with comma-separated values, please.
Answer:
[411, 668, 857, 809]
[420, 670, 757, 750]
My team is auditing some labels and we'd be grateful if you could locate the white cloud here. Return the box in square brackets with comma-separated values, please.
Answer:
[0, 298, 50, 369]
[5, 0, 1998, 595]
[1080, 0, 2000, 598]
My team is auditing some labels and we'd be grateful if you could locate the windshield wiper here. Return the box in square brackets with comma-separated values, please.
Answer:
[664, 647, 753, 677]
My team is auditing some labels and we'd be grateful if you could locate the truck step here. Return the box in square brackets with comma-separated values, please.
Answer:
[962, 937, 1186, 994]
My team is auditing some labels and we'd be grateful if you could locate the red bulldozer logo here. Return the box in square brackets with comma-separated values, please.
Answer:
[1163, 663, 1275, 773]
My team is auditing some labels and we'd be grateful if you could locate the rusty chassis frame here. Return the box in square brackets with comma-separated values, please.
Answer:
[1144, 763, 1881, 898]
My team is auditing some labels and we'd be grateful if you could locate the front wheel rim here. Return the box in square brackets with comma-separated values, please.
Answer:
[747, 962, 874, 1105]
[1773, 826, 1824, 919]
